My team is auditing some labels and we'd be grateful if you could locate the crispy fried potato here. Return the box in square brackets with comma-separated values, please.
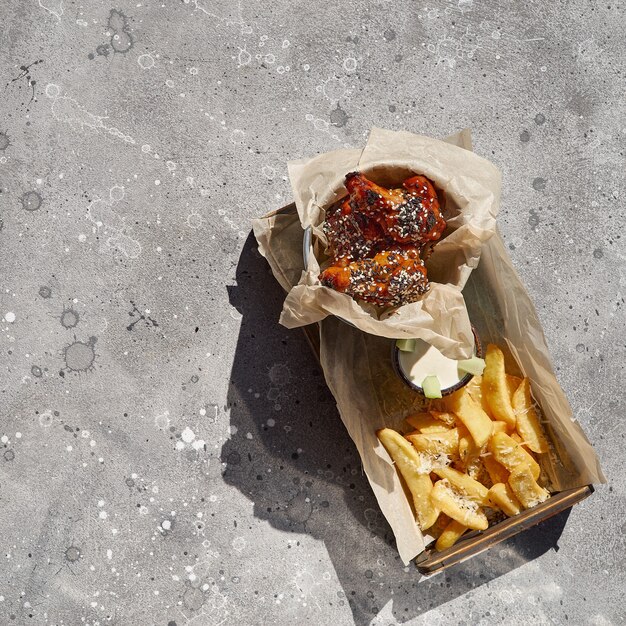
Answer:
[506, 374, 523, 400]
[510, 432, 523, 444]
[508, 466, 550, 509]
[456, 424, 477, 463]
[512, 378, 550, 454]
[483, 345, 517, 427]
[405, 412, 451, 434]
[492, 421, 509, 434]
[466, 375, 492, 416]
[432, 466, 489, 503]
[488, 432, 540, 480]
[405, 429, 459, 457]
[377, 428, 439, 530]
[488, 482, 522, 516]
[482, 454, 510, 485]
[428, 513, 452, 540]
[465, 458, 487, 483]
[446, 387, 493, 448]
[435, 519, 468, 551]
[430, 480, 488, 530]
[429, 411, 457, 427]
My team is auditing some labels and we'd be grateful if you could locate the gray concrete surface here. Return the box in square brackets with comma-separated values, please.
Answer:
[1, 1, 624, 624]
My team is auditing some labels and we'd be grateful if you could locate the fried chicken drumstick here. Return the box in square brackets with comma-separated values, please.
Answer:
[319, 172, 445, 307]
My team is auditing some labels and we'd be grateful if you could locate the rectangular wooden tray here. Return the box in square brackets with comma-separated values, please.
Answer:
[271, 202, 594, 575]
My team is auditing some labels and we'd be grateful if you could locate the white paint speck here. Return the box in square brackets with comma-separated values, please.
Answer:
[99, 511, 108, 519]
[161, 520, 171, 530]
[4, 312, 16, 323]
[181, 427, 195, 443]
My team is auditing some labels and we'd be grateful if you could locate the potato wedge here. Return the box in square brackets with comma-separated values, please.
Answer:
[487, 482, 522, 516]
[405, 429, 459, 457]
[428, 513, 452, 540]
[455, 423, 478, 463]
[405, 412, 451, 434]
[512, 378, 549, 454]
[483, 345, 517, 427]
[465, 458, 487, 483]
[447, 387, 493, 448]
[432, 466, 489, 503]
[430, 480, 488, 530]
[429, 410, 457, 427]
[465, 375, 492, 417]
[506, 374, 523, 400]
[435, 519, 468, 551]
[492, 421, 509, 434]
[377, 428, 439, 530]
[508, 466, 550, 509]
[482, 454, 510, 485]
[488, 432, 540, 480]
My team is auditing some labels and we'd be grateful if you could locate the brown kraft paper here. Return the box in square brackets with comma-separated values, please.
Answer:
[281, 127, 503, 359]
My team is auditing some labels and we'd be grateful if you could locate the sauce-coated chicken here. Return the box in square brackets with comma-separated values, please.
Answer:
[319, 172, 445, 307]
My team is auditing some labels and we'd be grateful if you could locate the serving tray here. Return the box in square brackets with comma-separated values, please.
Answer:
[269, 202, 593, 575]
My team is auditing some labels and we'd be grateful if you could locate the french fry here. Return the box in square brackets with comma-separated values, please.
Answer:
[482, 454, 510, 485]
[446, 387, 493, 448]
[405, 429, 459, 457]
[435, 519, 468, 551]
[432, 466, 489, 503]
[430, 480, 488, 530]
[506, 374, 523, 400]
[487, 482, 522, 516]
[512, 378, 549, 454]
[465, 375, 492, 416]
[488, 432, 540, 480]
[405, 412, 450, 434]
[508, 466, 550, 509]
[377, 428, 439, 530]
[466, 458, 487, 483]
[428, 513, 452, 539]
[455, 424, 478, 463]
[429, 410, 458, 428]
[510, 432, 523, 444]
[492, 421, 509, 434]
[483, 344, 517, 427]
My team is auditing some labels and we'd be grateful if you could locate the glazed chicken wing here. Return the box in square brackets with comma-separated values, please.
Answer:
[319, 248, 429, 307]
[320, 171, 446, 307]
[323, 172, 446, 265]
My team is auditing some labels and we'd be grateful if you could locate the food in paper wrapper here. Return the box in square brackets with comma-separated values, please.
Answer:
[253, 127, 605, 567]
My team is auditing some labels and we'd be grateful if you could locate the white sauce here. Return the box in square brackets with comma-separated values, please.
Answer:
[398, 339, 472, 391]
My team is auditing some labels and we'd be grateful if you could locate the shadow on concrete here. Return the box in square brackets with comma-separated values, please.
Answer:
[222, 233, 570, 625]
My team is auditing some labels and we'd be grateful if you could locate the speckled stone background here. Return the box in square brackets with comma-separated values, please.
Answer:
[0, 1, 624, 625]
